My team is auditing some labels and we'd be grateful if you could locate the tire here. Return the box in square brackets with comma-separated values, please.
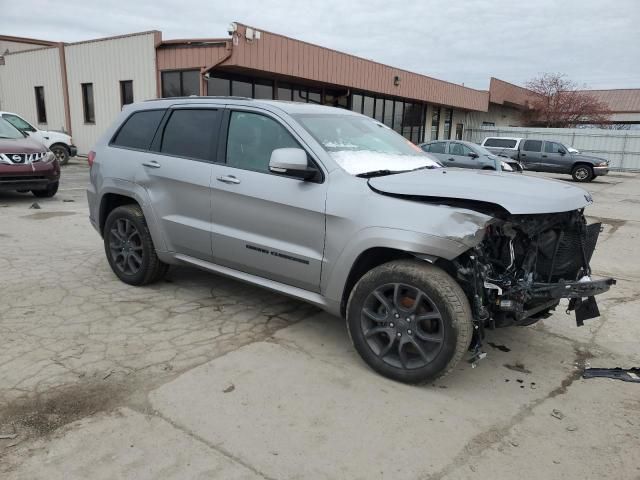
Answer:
[346, 260, 473, 384]
[571, 164, 593, 182]
[103, 204, 168, 286]
[32, 181, 59, 198]
[50, 145, 70, 166]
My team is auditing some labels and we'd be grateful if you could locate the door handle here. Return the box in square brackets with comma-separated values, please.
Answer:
[542, 155, 548, 158]
[448, 158, 455, 161]
[142, 160, 161, 168]
[217, 175, 241, 185]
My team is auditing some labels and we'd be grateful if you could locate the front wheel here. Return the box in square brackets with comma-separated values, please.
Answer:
[103, 205, 168, 285]
[346, 260, 473, 384]
[50, 145, 70, 166]
[32, 181, 58, 198]
[572, 165, 594, 182]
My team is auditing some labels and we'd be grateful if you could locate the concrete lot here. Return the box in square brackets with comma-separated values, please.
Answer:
[0, 161, 639, 479]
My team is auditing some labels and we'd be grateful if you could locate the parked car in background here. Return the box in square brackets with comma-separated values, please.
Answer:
[88, 98, 614, 384]
[0, 118, 60, 197]
[481, 137, 608, 182]
[0, 111, 77, 165]
[419, 140, 522, 172]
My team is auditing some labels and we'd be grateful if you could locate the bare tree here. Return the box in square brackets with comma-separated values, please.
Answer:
[523, 73, 611, 128]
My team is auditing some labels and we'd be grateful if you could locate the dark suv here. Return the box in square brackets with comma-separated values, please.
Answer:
[0, 118, 60, 197]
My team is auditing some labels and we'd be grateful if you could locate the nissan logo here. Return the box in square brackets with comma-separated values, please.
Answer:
[12, 154, 21, 161]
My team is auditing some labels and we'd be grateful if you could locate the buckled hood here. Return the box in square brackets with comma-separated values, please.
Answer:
[368, 168, 593, 215]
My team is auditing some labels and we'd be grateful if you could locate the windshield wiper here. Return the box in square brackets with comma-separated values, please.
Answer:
[356, 169, 407, 178]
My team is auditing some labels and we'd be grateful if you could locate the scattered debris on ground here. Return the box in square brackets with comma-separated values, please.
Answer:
[504, 362, 532, 374]
[488, 342, 511, 352]
[223, 383, 235, 393]
[551, 409, 565, 420]
[583, 367, 640, 383]
[29, 202, 41, 209]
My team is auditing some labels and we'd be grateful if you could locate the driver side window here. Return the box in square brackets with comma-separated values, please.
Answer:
[226, 111, 300, 173]
[544, 142, 564, 154]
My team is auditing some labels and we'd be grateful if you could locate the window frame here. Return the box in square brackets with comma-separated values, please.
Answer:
[120, 80, 134, 107]
[522, 139, 543, 152]
[109, 108, 168, 153]
[161, 69, 200, 98]
[34, 86, 47, 124]
[217, 106, 325, 183]
[81, 83, 95, 124]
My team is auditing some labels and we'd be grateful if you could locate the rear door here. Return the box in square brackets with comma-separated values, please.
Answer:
[210, 107, 327, 292]
[542, 141, 569, 173]
[129, 106, 221, 261]
[520, 139, 544, 170]
[422, 141, 449, 165]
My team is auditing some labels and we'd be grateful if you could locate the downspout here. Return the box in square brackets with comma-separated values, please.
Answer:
[57, 42, 72, 135]
[200, 38, 234, 94]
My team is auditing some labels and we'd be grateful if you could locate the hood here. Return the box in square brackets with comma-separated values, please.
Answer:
[572, 153, 607, 164]
[0, 137, 48, 154]
[368, 168, 593, 215]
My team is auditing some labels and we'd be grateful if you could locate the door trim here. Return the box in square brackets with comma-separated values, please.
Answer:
[174, 253, 329, 308]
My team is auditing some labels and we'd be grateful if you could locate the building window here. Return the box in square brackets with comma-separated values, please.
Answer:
[374, 98, 384, 122]
[351, 94, 363, 113]
[277, 83, 293, 101]
[362, 96, 374, 118]
[208, 76, 231, 96]
[443, 108, 453, 139]
[431, 107, 440, 140]
[455, 123, 463, 140]
[120, 80, 133, 107]
[383, 99, 394, 128]
[254, 79, 274, 99]
[34, 86, 46, 124]
[231, 79, 252, 97]
[81, 83, 95, 124]
[161, 70, 199, 97]
[481, 121, 495, 127]
[393, 100, 404, 133]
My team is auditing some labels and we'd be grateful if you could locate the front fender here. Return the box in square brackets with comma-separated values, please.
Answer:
[321, 225, 482, 308]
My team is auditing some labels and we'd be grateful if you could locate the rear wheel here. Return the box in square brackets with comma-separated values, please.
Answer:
[346, 260, 473, 384]
[103, 205, 168, 285]
[50, 145, 70, 166]
[32, 181, 58, 198]
[572, 164, 593, 182]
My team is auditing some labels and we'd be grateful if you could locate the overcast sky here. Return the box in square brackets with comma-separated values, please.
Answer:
[3, 0, 639, 90]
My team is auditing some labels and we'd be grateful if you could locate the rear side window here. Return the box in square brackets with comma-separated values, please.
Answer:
[424, 142, 446, 154]
[160, 109, 221, 161]
[484, 138, 517, 148]
[112, 110, 165, 150]
[523, 140, 542, 152]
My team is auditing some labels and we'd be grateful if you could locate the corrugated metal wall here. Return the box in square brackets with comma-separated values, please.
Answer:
[0, 47, 66, 131]
[465, 126, 640, 170]
[64, 33, 158, 154]
[0, 40, 47, 54]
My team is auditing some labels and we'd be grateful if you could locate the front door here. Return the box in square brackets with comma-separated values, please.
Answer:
[447, 142, 478, 168]
[134, 106, 222, 261]
[210, 108, 327, 292]
[542, 141, 569, 172]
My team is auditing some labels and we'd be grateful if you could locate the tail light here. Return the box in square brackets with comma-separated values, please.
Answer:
[88, 150, 96, 168]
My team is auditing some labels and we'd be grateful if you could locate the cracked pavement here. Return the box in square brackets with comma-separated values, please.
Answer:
[1, 161, 639, 479]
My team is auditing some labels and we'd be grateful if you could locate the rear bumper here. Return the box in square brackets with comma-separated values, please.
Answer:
[593, 166, 609, 176]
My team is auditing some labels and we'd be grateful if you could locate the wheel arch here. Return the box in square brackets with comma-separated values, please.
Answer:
[99, 193, 139, 235]
[49, 142, 70, 153]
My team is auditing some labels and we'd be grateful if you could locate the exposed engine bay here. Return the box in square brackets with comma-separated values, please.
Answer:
[451, 209, 615, 346]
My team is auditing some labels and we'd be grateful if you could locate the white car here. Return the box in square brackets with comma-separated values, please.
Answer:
[0, 111, 77, 165]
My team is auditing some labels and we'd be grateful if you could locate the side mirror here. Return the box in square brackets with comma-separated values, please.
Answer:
[468, 152, 479, 158]
[559, 149, 567, 155]
[269, 148, 318, 181]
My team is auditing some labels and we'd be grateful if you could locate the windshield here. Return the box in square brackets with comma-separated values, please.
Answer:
[0, 118, 25, 139]
[294, 113, 440, 175]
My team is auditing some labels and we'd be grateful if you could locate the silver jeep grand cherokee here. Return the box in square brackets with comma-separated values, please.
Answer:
[87, 98, 615, 384]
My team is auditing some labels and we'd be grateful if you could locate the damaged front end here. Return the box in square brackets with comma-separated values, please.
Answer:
[452, 209, 615, 345]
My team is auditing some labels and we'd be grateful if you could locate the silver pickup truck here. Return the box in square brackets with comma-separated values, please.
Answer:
[481, 137, 609, 182]
[87, 99, 615, 384]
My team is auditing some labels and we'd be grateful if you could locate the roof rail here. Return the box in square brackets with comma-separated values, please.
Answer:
[144, 96, 253, 102]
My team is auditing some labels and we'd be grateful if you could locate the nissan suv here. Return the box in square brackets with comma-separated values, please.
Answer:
[87, 98, 615, 384]
[0, 117, 60, 197]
